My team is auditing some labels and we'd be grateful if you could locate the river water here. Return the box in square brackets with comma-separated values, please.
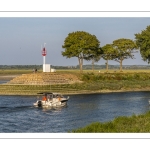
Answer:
[0, 80, 9, 84]
[0, 91, 150, 133]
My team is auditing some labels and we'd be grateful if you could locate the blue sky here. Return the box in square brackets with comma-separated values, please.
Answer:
[0, 17, 150, 66]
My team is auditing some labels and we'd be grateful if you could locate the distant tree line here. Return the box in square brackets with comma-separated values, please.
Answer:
[0, 65, 150, 70]
[62, 26, 150, 72]
[0, 65, 42, 70]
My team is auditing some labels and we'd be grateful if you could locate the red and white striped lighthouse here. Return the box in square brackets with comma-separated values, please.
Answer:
[41, 43, 47, 64]
[41, 43, 50, 72]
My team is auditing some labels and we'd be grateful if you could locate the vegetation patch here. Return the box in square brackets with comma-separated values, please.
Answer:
[71, 111, 150, 133]
[81, 72, 150, 81]
[1, 70, 150, 95]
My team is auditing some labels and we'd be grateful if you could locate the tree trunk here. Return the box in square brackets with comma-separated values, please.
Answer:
[106, 59, 108, 72]
[78, 57, 83, 73]
[80, 58, 83, 72]
[120, 59, 123, 72]
[92, 59, 94, 72]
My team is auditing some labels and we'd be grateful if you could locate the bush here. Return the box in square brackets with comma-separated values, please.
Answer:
[80, 73, 150, 81]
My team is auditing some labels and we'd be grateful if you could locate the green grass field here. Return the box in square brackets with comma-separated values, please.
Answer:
[1, 69, 150, 75]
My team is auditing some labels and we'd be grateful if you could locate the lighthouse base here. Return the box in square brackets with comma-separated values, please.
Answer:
[43, 64, 50, 72]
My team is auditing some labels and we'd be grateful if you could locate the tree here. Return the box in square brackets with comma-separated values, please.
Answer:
[135, 25, 150, 63]
[112, 38, 137, 71]
[101, 44, 116, 72]
[62, 31, 101, 72]
[91, 55, 101, 72]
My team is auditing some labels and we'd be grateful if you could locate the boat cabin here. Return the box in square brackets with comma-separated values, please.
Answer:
[37, 92, 64, 101]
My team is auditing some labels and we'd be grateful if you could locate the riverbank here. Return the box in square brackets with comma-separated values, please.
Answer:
[72, 111, 150, 132]
[1, 83, 150, 95]
[1, 72, 150, 95]
[0, 86, 150, 95]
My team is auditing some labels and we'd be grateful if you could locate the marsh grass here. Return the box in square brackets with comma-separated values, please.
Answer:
[71, 111, 150, 133]
[1, 69, 150, 95]
[80, 72, 150, 81]
[1, 79, 150, 95]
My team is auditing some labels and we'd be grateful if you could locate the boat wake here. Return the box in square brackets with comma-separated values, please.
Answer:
[0, 105, 34, 113]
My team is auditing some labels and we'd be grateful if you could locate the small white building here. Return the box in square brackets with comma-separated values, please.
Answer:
[43, 64, 50, 72]
[51, 68, 56, 72]
[43, 64, 56, 72]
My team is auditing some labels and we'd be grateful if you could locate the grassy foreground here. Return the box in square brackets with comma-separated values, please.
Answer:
[71, 111, 150, 133]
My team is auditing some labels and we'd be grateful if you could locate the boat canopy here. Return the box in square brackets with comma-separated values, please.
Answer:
[37, 92, 62, 96]
[37, 92, 53, 95]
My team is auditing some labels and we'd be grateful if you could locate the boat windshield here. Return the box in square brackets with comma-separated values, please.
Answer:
[47, 94, 53, 100]
[54, 94, 64, 98]
[37, 93, 64, 100]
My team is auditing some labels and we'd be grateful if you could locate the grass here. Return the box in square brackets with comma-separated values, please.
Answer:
[1, 69, 150, 95]
[0, 69, 43, 75]
[1, 69, 150, 75]
[71, 111, 150, 133]
[0, 84, 83, 95]
[0, 79, 150, 95]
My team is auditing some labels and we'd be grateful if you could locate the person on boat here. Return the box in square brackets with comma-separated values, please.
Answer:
[57, 95, 61, 101]
[42, 95, 47, 101]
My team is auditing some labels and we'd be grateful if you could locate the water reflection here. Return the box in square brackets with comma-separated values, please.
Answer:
[40, 105, 68, 112]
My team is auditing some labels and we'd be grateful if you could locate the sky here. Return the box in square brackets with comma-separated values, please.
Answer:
[0, 17, 150, 66]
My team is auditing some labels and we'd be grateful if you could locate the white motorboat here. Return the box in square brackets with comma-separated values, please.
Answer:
[33, 92, 69, 108]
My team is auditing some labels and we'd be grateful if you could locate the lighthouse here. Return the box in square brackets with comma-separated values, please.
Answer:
[41, 43, 50, 72]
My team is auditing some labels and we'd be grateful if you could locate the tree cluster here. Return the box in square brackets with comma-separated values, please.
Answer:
[62, 26, 150, 72]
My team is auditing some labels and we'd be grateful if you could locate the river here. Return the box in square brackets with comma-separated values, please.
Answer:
[0, 91, 150, 133]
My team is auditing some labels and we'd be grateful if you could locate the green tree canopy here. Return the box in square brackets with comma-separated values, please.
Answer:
[112, 38, 137, 71]
[101, 44, 116, 71]
[62, 31, 101, 72]
[135, 25, 150, 63]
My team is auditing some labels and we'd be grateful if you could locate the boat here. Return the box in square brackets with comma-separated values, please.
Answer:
[33, 92, 69, 108]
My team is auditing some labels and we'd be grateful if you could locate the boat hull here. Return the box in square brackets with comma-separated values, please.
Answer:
[33, 100, 68, 108]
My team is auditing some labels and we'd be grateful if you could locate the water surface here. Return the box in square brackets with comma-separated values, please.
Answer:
[0, 80, 9, 84]
[0, 91, 150, 132]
